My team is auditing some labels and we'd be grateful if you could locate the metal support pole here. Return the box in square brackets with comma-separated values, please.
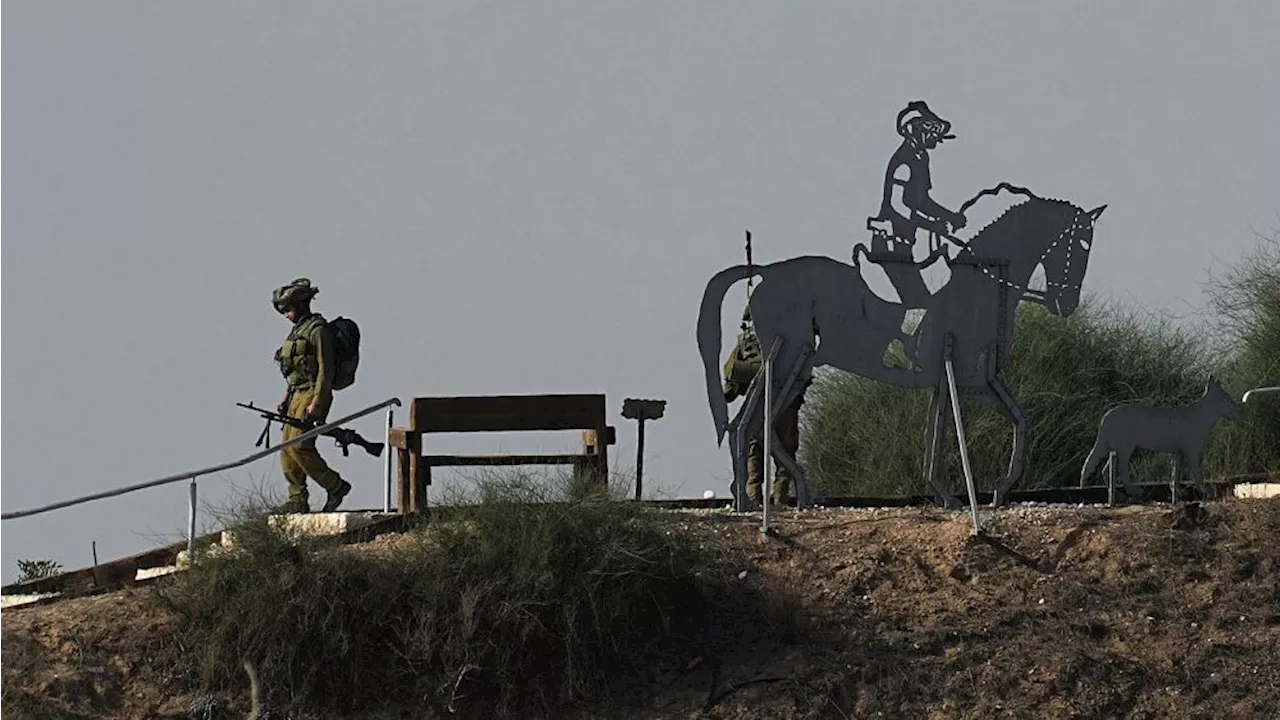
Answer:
[943, 352, 982, 535]
[634, 419, 646, 500]
[762, 340, 775, 534]
[1106, 451, 1116, 507]
[384, 407, 394, 514]
[187, 479, 198, 559]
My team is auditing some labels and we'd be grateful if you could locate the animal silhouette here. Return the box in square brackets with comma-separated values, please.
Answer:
[698, 183, 1105, 509]
[1079, 375, 1242, 500]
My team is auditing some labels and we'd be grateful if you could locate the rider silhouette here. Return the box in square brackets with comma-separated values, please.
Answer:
[864, 100, 968, 309]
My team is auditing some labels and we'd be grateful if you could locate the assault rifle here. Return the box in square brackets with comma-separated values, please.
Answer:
[235, 402, 384, 458]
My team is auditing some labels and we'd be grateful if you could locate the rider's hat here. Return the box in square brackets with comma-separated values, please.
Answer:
[897, 100, 955, 141]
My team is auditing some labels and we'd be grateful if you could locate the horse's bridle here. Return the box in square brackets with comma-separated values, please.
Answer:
[860, 205, 1085, 309]
[953, 212, 1084, 307]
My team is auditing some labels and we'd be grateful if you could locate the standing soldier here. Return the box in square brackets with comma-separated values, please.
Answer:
[270, 278, 352, 513]
[722, 305, 809, 507]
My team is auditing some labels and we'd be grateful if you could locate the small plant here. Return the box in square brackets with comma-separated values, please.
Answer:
[1203, 228, 1280, 476]
[156, 468, 785, 719]
[15, 558, 61, 583]
[802, 296, 1221, 496]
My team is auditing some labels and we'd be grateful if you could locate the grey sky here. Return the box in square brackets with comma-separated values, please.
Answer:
[4, 1, 1277, 583]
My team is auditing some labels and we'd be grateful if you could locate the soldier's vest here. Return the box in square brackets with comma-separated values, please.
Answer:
[723, 326, 763, 392]
[275, 314, 328, 390]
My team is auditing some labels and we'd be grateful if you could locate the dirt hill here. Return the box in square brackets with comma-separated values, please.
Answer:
[4, 498, 1279, 719]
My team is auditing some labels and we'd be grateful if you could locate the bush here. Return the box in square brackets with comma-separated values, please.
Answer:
[1203, 229, 1280, 476]
[801, 298, 1220, 496]
[156, 471, 778, 718]
[15, 559, 62, 583]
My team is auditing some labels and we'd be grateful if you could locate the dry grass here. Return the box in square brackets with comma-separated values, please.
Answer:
[5, 498, 1279, 719]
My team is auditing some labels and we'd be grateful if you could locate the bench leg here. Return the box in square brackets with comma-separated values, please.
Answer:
[397, 448, 411, 515]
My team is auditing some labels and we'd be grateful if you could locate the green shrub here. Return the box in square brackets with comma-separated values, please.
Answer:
[15, 559, 62, 583]
[801, 298, 1219, 496]
[157, 471, 781, 718]
[1203, 230, 1280, 476]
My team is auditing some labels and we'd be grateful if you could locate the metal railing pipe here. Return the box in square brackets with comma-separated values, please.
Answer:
[2, 397, 403, 521]
[383, 407, 395, 513]
[188, 480, 198, 557]
[1243, 386, 1280, 403]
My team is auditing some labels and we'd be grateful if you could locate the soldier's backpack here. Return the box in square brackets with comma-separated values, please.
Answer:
[723, 326, 763, 390]
[328, 316, 361, 391]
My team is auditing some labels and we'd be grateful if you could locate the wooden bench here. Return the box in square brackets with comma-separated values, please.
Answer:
[388, 393, 617, 514]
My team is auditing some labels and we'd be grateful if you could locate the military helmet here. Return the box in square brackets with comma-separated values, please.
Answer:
[272, 278, 319, 313]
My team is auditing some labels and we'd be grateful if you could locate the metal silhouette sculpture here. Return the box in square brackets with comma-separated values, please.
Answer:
[697, 100, 1107, 512]
[1079, 375, 1242, 503]
[867, 100, 969, 311]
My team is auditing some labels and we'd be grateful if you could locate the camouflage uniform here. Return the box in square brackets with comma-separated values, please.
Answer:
[722, 307, 809, 505]
[272, 279, 351, 513]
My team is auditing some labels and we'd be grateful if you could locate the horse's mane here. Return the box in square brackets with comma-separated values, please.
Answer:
[958, 182, 1048, 215]
[958, 183, 1079, 259]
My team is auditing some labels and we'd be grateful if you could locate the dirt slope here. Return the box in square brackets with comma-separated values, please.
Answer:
[5, 499, 1279, 719]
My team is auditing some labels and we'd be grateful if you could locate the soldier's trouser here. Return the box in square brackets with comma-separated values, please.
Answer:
[280, 390, 344, 502]
[747, 393, 803, 504]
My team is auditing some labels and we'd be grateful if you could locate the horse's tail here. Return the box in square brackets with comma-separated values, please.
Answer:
[697, 263, 751, 446]
[1079, 434, 1109, 486]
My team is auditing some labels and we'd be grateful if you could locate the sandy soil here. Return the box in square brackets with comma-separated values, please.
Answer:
[4, 499, 1279, 719]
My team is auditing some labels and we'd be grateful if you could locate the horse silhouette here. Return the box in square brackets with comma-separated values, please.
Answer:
[1079, 375, 1242, 500]
[697, 184, 1106, 509]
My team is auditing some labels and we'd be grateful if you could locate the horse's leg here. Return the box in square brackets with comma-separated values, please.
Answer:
[769, 415, 807, 507]
[923, 381, 963, 509]
[985, 375, 1032, 508]
[1116, 449, 1144, 501]
[921, 385, 940, 496]
[763, 346, 816, 508]
[1185, 448, 1207, 500]
[729, 411, 747, 509]
[728, 382, 758, 511]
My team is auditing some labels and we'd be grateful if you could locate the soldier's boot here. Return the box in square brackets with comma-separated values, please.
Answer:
[322, 480, 353, 512]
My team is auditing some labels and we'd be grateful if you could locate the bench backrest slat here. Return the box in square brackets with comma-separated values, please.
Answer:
[410, 394, 606, 433]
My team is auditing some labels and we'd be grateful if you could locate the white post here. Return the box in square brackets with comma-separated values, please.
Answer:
[944, 357, 982, 535]
[187, 479, 198, 559]
[1106, 451, 1116, 507]
[384, 407, 394, 514]
[762, 345, 774, 533]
